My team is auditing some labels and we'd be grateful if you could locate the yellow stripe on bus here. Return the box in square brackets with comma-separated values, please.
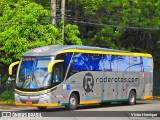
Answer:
[58, 49, 152, 58]
[80, 100, 99, 105]
[15, 102, 58, 107]
[152, 59, 154, 69]
[48, 60, 64, 73]
[143, 96, 153, 100]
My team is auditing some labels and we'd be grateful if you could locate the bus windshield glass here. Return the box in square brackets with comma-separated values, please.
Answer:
[16, 57, 54, 90]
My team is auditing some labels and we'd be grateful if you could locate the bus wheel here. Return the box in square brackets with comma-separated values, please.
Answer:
[37, 107, 47, 110]
[67, 93, 78, 110]
[128, 91, 136, 105]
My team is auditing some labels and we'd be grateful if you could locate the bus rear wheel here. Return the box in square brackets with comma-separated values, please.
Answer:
[67, 93, 78, 110]
[128, 91, 136, 105]
[37, 107, 47, 110]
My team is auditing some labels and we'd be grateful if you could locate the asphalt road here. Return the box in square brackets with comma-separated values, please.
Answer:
[0, 99, 160, 120]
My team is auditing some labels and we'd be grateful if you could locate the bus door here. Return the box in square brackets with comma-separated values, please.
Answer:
[52, 62, 65, 92]
[52, 53, 70, 97]
[53, 64, 63, 83]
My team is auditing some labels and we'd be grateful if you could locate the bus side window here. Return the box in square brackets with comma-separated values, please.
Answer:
[54, 68, 60, 83]
[117, 56, 130, 71]
[52, 63, 64, 84]
[103, 55, 118, 71]
[103, 55, 113, 71]
[130, 56, 142, 72]
[89, 54, 103, 71]
[65, 53, 72, 69]
[72, 53, 89, 71]
[143, 57, 152, 72]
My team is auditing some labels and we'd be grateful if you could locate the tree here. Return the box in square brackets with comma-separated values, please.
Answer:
[0, 2, 60, 64]
[65, 24, 82, 45]
[0, 1, 83, 65]
[68, 0, 160, 52]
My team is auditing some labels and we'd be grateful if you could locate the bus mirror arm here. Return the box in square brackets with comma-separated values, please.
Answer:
[8, 61, 20, 76]
[8, 61, 20, 82]
[48, 60, 64, 74]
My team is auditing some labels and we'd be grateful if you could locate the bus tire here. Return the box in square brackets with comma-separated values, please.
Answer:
[128, 90, 136, 105]
[67, 93, 78, 110]
[37, 107, 47, 110]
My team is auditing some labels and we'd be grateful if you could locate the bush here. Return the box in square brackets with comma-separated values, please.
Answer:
[0, 90, 14, 102]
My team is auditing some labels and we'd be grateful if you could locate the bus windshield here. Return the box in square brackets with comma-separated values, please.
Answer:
[16, 57, 54, 90]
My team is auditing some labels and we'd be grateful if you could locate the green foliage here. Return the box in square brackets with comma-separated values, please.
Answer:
[1, 0, 160, 68]
[0, 2, 60, 64]
[65, 24, 82, 45]
[78, 0, 103, 15]
[74, 0, 160, 53]
[93, 26, 121, 49]
[0, 1, 83, 65]
[0, 91, 14, 101]
[1, 74, 8, 82]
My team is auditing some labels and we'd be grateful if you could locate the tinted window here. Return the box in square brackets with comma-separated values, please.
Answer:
[72, 53, 89, 71]
[103, 55, 117, 71]
[143, 57, 152, 72]
[56, 53, 72, 69]
[89, 54, 103, 71]
[65, 53, 72, 69]
[117, 56, 130, 71]
[130, 56, 142, 72]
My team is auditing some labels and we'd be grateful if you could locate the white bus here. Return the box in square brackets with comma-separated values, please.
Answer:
[9, 45, 153, 110]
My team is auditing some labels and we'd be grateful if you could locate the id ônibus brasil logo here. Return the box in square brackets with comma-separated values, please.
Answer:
[83, 73, 94, 92]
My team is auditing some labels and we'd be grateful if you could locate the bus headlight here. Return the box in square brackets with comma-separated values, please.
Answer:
[15, 93, 19, 98]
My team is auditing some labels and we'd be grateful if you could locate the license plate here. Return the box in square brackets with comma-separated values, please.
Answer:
[26, 100, 32, 104]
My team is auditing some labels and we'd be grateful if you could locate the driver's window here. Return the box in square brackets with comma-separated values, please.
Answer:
[52, 63, 64, 84]
[54, 67, 60, 82]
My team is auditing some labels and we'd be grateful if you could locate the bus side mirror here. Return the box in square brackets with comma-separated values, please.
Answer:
[8, 76, 15, 82]
[8, 61, 20, 76]
[48, 60, 64, 74]
[8, 61, 19, 81]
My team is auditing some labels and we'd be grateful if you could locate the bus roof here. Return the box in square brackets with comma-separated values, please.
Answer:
[22, 45, 152, 58]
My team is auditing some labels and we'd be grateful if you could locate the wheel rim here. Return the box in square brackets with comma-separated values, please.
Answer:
[70, 97, 76, 107]
[130, 94, 135, 103]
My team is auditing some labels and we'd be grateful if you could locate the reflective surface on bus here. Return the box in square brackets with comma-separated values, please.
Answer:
[16, 57, 54, 90]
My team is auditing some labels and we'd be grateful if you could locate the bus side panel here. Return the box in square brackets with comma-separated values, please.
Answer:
[102, 71, 141, 102]
[142, 57, 153, 99]
[50, 57, 153, 106]
[143, 72, 153, 99]
[61, 72, 86, 104]
[102, 72, 117, 101]
[117, 72, 140, 100]
[61, 71, 103, 105]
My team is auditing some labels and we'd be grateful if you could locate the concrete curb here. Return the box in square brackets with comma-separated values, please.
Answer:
[0, 102, 15, 105]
